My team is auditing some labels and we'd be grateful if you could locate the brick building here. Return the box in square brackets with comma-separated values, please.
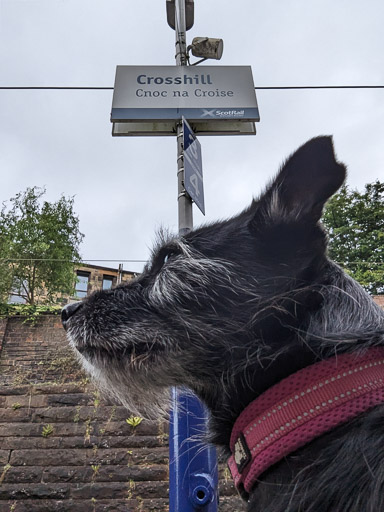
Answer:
[69, 264, 136, 304]
[9, 263, 137, 306]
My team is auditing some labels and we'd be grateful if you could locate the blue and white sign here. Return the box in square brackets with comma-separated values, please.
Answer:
[183, 117, 205, 215]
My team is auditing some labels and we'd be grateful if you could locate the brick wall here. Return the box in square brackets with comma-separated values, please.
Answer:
[0, 315, 242, 512]
[0, 316, 80, 387]
[0, 319, 7, 354]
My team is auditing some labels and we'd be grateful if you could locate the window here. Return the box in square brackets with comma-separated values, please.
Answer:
[102, 275, 114, 290]
[75, 271, 90, 298]
[8, 279, 28, 304]
[8, 291, 27, 304]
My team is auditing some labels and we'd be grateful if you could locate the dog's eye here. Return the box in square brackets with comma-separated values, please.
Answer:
[150, 247, 180, 274]
[163, 251, 175, 264]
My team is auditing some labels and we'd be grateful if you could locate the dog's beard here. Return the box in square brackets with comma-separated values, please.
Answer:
[72, 348, 178, 419]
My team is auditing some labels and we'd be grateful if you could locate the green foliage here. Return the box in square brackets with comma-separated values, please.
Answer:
[84, 418, 93, 442]
[0, 303, 62, 324]
[42, 424, 54, 437]
[92, 390, 101, 408]
[126, 416, 143, 428]
[322, 180, 384, 294]
[0, 464, 11, 484]
[0, 187, 84, 305]
[91, 464, 100, 475]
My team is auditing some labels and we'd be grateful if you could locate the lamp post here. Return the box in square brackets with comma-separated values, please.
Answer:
[174, 0, 193, 235]
[168, 1, 219, 510]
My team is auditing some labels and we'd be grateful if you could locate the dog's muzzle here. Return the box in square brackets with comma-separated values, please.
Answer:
[61, 301, 83, 330]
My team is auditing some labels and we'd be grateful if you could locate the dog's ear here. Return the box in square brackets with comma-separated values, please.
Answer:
[252, 136, 346, 224]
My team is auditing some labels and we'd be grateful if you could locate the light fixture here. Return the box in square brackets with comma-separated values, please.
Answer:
[189, 37, 224, 61]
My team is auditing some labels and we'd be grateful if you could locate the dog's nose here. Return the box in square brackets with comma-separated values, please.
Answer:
[61, 302, 83, 329]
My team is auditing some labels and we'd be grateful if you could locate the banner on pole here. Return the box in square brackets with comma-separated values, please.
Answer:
[183, 117, 205, 215]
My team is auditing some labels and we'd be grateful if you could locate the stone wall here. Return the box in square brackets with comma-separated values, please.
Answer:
[0, 315, 242, 511]
[0, 316, 81, 387]
[0, 381, 171, 512]
[373, 295, 384, 308]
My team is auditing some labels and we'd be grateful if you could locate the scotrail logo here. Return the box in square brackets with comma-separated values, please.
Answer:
[201, 109, 245, 118]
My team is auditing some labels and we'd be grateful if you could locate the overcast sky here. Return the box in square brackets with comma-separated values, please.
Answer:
[1, 0, 383, 273]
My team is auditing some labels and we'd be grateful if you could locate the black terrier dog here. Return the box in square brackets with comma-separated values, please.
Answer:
[63, 137, 384, 512]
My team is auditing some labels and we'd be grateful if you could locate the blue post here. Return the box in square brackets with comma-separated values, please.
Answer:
[169, 388, 219, 511]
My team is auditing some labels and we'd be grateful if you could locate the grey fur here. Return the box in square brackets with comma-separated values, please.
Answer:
[63, 136, 384, 512]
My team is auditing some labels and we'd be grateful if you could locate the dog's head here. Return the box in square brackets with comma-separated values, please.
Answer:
[63, 136, 346, 426]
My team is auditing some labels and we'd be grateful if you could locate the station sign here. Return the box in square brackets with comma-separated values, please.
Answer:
[111, 66, 259, 135]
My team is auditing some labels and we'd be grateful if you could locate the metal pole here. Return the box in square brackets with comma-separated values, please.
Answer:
[177, 123, 193, 234]
[175, 0, 193, 235]
[169, 1, 219, 511]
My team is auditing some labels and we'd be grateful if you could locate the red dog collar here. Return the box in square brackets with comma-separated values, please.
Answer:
[228, 347, 384, 494]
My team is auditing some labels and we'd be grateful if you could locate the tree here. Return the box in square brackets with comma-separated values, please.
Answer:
[322, 180, 384, 295]
[0, 187, 84, 304]
[0, 232, 13, 303]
